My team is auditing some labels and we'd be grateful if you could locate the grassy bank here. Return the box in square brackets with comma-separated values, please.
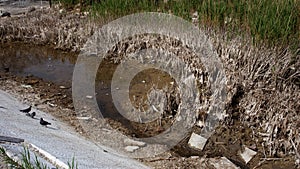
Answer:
[58, 0, 299, 49]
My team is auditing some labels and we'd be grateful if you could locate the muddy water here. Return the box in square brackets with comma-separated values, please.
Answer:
[0, 43, 177, 138]
[0, 43, 77, 85]
[95, 58, 178, 137]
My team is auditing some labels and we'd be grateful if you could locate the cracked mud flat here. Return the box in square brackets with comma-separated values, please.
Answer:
[0, 3, 300, 169]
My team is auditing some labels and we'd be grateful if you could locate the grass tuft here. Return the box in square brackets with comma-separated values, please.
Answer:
[0, 146, 78, 169]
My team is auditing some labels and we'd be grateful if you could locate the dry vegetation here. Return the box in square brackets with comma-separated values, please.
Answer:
[209, 29, 300, 160]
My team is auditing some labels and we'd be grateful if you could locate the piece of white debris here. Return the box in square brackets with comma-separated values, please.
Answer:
[188, 133, 207, 150]
[240, 146, 257, 164]
[76, 116, 91, 120]
[125, 146, 139, 153]
[59, 86, 67, 89]
[124, 138, 146, 147]
[48, 103, 56, 107]
[86, 95, 93, 99]
[21, 84, 32, 88]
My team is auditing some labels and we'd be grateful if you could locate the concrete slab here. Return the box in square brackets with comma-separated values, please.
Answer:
[0, 89, 149, 169]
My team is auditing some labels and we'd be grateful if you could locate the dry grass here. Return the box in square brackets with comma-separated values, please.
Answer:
[207, 28, 300, 159]
[0, 7, 96, 52]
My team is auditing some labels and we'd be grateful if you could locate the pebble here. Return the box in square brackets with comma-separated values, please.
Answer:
[48, 103, 56, 107]
[239, 146, 257, 164]
[21, 84, 32, 88]
[125, 146, 139, 153]
[86, 95, 93, 99]
[124, 138, 146, 147]
[59, 86, 67, 89]
[188, 133, 207, 150]
[77, 116, 91, 120]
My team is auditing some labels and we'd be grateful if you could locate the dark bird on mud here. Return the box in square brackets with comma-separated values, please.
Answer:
[20, 106, 32, 113]
[26, 112, 36, 118]
[1, 11, 11, 17]
[40, 118, 51, 126]
[4, 67, 9, 72]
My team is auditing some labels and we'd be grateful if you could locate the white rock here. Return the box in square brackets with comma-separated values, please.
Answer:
[295, 159, 300, 165]
[240, 146, 257, 164]
[48, 103, 56, 107]
[59, 86, 67, 89]
[124, 138, 146, 147]
[125, 146, 139, 153]
[59, 9, 65, 13]
[21, 84, 32, 88]
[77, 116, 91, 120]
[86, 95, 93, 99]
[208, 157, 239, 169]
[188, 133, 207, 150]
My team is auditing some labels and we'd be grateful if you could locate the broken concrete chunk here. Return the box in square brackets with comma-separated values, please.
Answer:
[240, 146, 257, 164]
[125, 146, 139, 153]
[124, 138, 146, 147]
[188, 133, 207, 150]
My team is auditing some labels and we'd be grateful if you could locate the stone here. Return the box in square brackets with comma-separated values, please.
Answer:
[125, 146, 139, 153]
[124, 138, 146, 147]
[240, 146, 257, 164]
[59, 85, 67, 89]
[77, 116, 91, 120]
[86, 95, 93, 99]
[188, 133, 207, 150]
[21, 84, 32, 88]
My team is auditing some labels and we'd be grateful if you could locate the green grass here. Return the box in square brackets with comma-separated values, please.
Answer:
[0, 147, 78, 169]
[56, 0, 299, 49]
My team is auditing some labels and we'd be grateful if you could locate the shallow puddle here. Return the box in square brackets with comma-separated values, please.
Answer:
[0, 43, 77, 85]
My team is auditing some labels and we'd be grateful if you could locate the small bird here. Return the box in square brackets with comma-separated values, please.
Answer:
[26, 112, 36, 118]
[20, 106, 31, 113]
[4, 67, 9, 72]
[40, 118, 51, 126]
[1, 11, 11, 17]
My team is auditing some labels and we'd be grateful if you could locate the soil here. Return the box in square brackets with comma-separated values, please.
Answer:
[0, 3, 299, 169]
